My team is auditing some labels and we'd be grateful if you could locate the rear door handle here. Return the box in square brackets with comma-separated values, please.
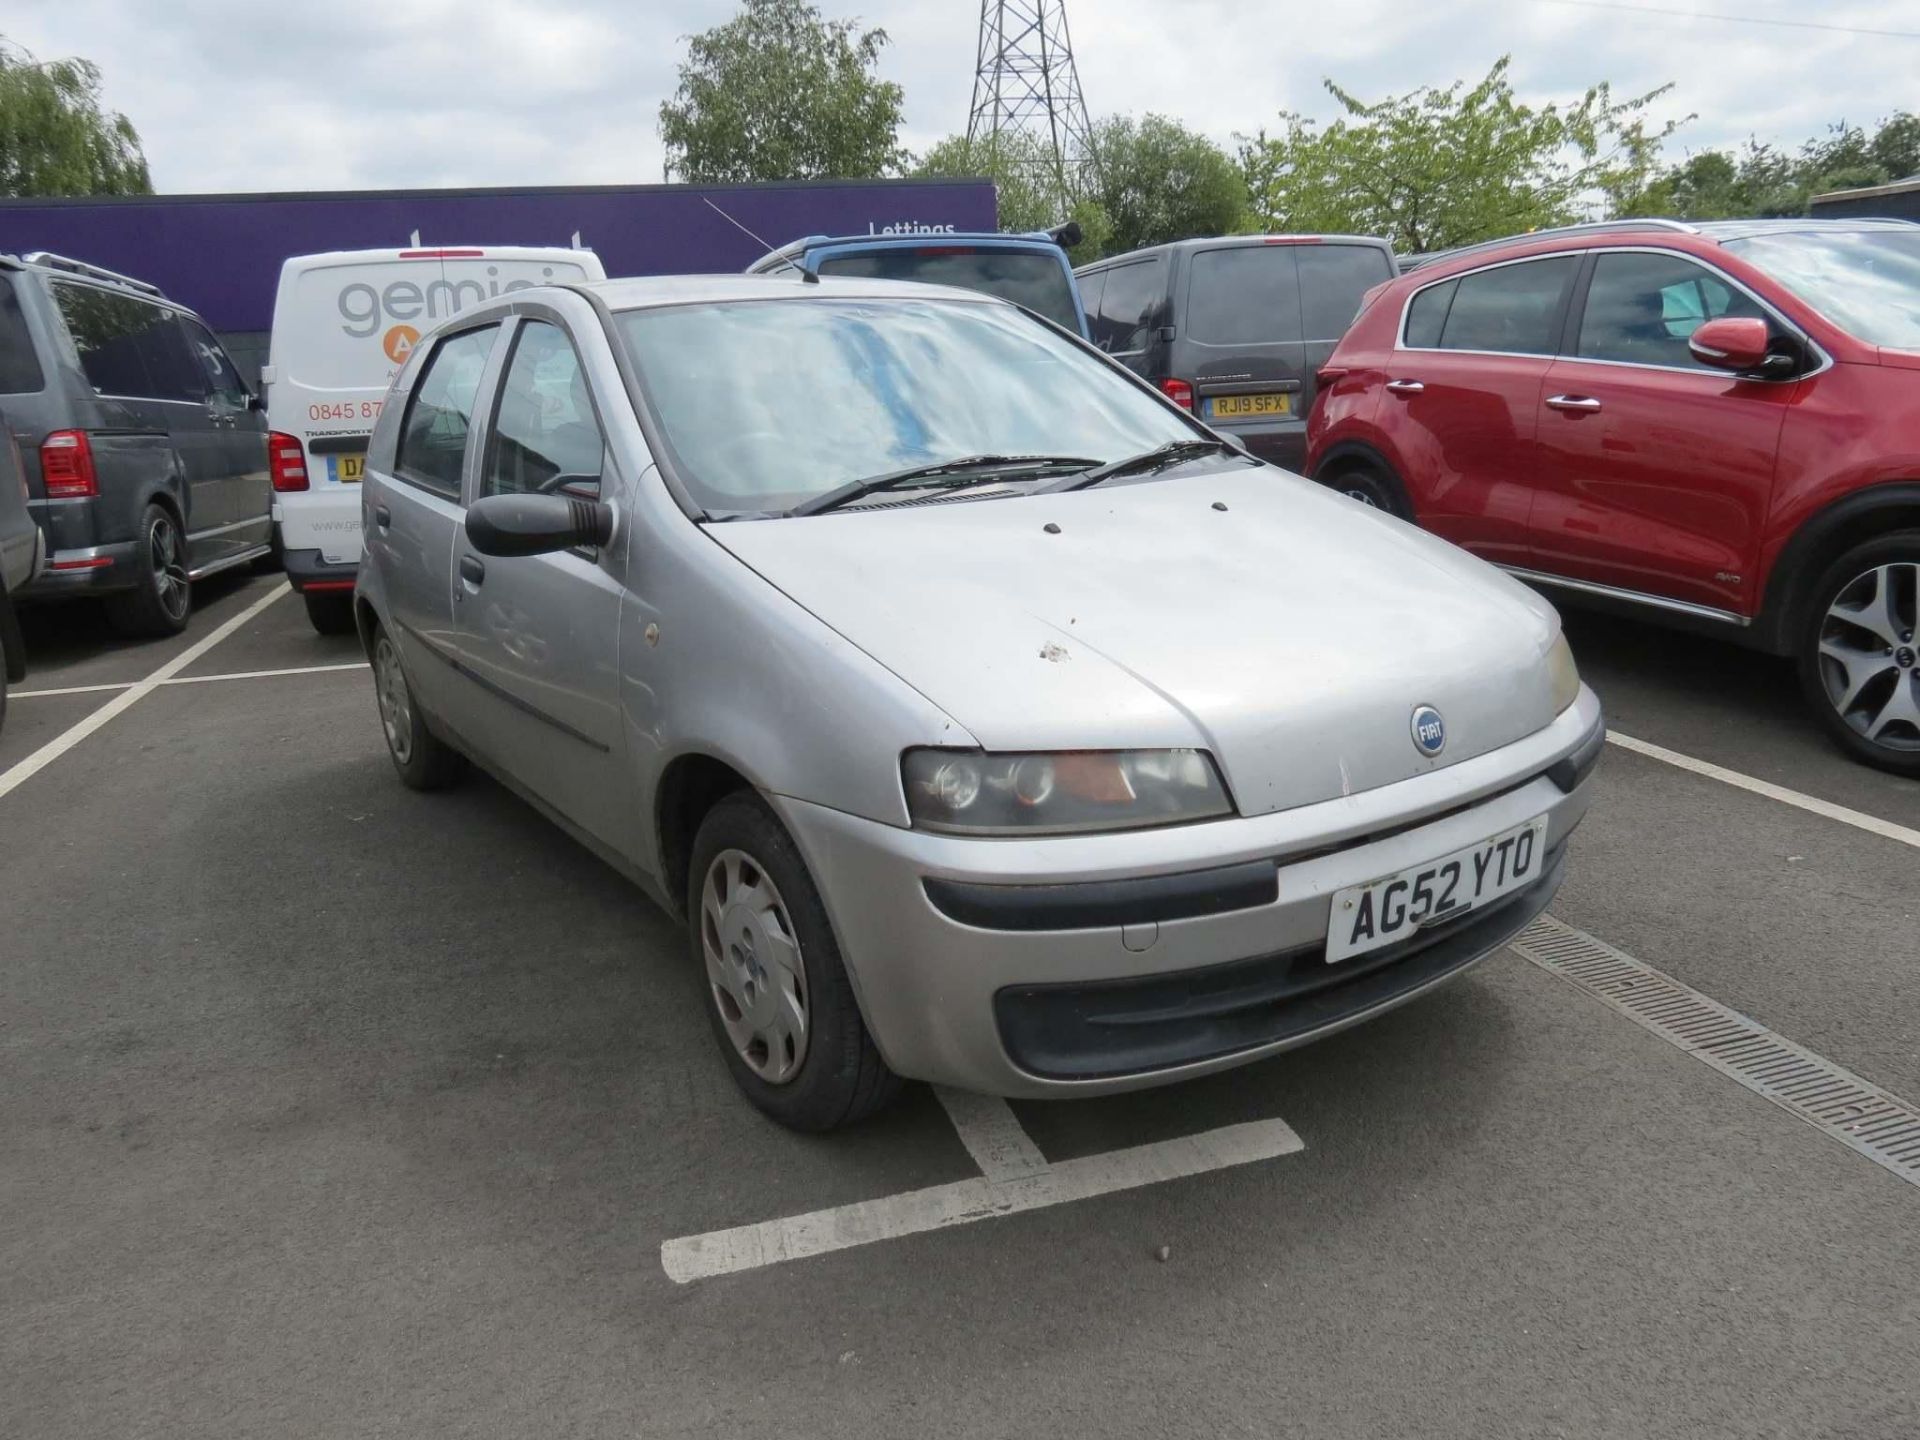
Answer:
[459, 553, 485, 587]
[1546, 394, 1603, 413]
[1384, 379, 1424, 396]
[373, 504, 391, 529]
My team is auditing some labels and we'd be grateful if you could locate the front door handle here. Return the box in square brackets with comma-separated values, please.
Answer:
[459, 553, 485, 587]
[1546, 394, 1603, 413]
[1384, 379, 1424, 396]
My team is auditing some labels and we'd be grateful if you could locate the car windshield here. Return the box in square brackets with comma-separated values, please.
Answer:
[1723, 229, 1920, 348]
[814, 247, 1082, 331]
[616, 297, 1196, 515]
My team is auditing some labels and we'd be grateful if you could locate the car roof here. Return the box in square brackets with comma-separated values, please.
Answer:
[1406, 216, 1920, 275]
[1077, 233, 1393, 273]
[581, 272, 1013, 312]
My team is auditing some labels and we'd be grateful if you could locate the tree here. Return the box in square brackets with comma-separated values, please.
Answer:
[1084, 114, 1248, 254]
[1237, 58, 1683, 254]
[1625, 110, 1920, 221]
[0, 39, 150, 197]
[657, 0, 906, 183]
[910, 130, 1108, 262]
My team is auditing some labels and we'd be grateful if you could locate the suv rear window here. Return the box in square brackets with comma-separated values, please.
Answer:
[1412, 256, 1577, 355]
[51, 284, 204, 402]
[0, 275, 45, 393]
[1186, 247, 1304, 347]
[814, 247, 1080, 331]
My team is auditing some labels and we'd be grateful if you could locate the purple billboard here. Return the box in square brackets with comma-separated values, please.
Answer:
[0, 178, 997, 335]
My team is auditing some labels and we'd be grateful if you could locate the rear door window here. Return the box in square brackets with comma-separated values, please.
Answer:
[1297, 244, 1394, 341]
[815, 246, 1081, 331]
[52, 284, 205, 401]
[1185, 246, 1303, 347]
[395, 325, 500, 500]
[0, 275, 45, 393]
[1092, 258, 1164, 354]
[1432, 257, 1577, 355]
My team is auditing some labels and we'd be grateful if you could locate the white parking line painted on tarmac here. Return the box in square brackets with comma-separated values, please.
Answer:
[6, 679, 137, 699]
[934, 1086, 1051, 1181]
[162, 661, 369, 686]
[0, 585, 289, 802]
[660, 1113, 1304, 1283]
[1606, 730, 1920, 851]
[12, 659, 367, 700]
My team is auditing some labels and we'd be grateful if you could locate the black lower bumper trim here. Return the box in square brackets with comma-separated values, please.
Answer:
[994, 845, 1566, 1080]
[925, 858, 1278, 932]
[282, 546, 358, 592]
[1548, 710, 1606, 792]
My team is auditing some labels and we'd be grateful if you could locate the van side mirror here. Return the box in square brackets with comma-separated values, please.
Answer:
[465, 492, 614, 557]
[1688, 316, 1772, 373]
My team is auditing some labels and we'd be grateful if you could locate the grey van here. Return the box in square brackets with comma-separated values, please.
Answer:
[1075, 235, 1397, 472]
[0, 253, 271, 636]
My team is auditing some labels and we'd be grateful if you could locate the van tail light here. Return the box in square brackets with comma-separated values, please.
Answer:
[40, 430, 97, 498]
[398, 248, 485, 259]
[1159, 378, 1195, 410]
[268, 432, 310, 492]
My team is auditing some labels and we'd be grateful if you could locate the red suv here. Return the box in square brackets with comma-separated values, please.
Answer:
[1307, 218, 1920, 775]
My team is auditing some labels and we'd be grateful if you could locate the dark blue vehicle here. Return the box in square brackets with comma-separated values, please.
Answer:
[746, 226, 1089, 338]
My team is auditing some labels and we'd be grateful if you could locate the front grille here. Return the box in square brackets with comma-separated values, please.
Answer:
[993, 846, 1565, 1080]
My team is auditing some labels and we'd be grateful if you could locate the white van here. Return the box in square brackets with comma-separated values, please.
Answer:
[263, 245, 607, 632]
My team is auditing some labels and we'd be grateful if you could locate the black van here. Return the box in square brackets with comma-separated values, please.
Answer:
[1075, 235, 1397, 472]
[0, 252, 270, 637]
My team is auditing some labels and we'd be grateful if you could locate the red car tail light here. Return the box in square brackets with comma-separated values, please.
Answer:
[268, 432, 310, 492]
[40, 430, 97, 498]
[1159, 378, 1195, 410]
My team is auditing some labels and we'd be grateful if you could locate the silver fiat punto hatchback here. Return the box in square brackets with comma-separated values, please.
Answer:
[355, 274, 1603, 1130]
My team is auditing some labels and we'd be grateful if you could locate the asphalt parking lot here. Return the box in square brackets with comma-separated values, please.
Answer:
[4, 574, 1918, 1439]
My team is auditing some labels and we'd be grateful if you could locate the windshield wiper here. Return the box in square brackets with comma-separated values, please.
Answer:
[1041, 438, 1244, 493]
[794, 454, 1102, 517]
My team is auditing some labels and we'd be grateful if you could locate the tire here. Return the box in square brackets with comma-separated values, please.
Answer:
[305, 590, 357, 636]
[1321, 459, 1414, 521]
[1794, 529, 1920, 777]
[370, 624, 465, 791]
[688, 792, 900, 1131]
[104, 503, 192, 638]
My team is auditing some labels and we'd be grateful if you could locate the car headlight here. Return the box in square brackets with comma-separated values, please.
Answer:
[901, 748, 1234, 835]
[1548, 631, 1581, 714]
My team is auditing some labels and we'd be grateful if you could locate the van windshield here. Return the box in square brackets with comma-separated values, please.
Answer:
[815, 246, 1082, 332]
[618, 297, 1193, 515]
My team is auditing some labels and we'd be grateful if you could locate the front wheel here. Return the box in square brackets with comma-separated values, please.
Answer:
[688, 793, 899, 1131]
[104, 503, 192, 638]
[1796, 531, 1920, 776]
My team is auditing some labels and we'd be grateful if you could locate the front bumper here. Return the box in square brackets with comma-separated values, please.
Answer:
[774, 686, 1602, 1097]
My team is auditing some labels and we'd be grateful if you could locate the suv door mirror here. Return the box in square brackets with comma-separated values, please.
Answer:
[1688, 316, 1771, 372]
[465, 492, 614, 557]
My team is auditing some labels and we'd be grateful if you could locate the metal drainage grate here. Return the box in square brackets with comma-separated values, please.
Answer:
[1513, 915, 1920, 1189]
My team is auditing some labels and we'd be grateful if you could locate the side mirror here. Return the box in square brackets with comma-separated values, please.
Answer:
[1688, 316, 1772, 373]
[465, 492, 614, 557]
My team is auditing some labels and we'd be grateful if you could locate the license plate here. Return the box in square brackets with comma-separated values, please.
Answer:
[1325, 816, 1548, 963]
[328, 454, 366, 484]
[1207, 392, 1291, 420]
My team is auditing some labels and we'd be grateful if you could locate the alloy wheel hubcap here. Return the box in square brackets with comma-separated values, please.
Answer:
[1343, 485, 1379, 508]
[150, 516, 189, 619]
[374, 637, 413, 763]
[1816, 561, 1920, 752]
[700, 849, 809, 1084]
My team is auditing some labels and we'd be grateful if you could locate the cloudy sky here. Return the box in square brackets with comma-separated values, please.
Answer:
[6, 0, 1918, 193]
